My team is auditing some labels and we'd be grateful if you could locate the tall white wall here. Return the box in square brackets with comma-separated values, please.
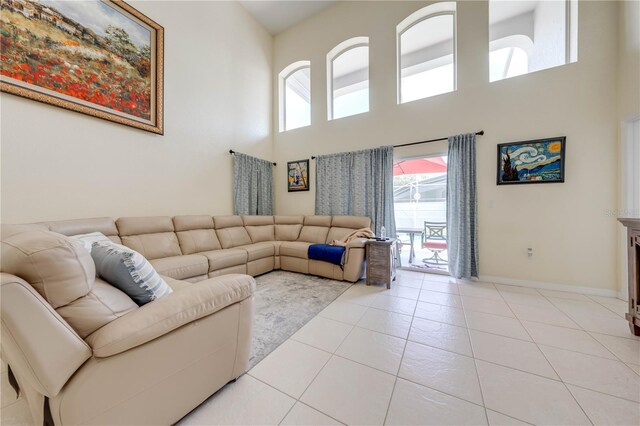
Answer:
[0, 1, 273, 223]
[616, 0, 640, 298]
[272, 0, 619, 294]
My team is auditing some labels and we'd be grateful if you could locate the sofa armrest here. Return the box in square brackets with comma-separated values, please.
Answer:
[85, 274, 255, 358]
[0, 273, 92, 397]
[346, 238, 369, 248]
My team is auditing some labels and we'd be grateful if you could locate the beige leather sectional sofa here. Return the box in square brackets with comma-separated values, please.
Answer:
[0, 214, 371, 425]
[45, 214, 372, 283]
[1, 225, 254, 425]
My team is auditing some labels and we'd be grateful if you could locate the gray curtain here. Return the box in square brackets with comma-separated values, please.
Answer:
[232, 152, 274, 215]
[447, 133, 479, 278]
[316, 145, 395, 238]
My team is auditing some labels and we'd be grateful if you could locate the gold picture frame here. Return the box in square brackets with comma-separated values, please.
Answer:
[1, 0, 164, 134]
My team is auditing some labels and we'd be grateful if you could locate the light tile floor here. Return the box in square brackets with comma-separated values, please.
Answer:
[3, 271, 640, 425]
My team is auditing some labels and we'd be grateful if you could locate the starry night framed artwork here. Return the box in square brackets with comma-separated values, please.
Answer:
[497, 137, 566, 185]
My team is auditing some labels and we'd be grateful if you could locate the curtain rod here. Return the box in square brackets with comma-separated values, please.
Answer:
[229, 149, 276, 166]
[395, 130, 484, 148]
[311, 130, 484, 159]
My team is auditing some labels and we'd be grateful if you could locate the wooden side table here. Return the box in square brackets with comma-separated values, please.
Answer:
[365, 239, 397, 289]
[619, 218, 640, 336]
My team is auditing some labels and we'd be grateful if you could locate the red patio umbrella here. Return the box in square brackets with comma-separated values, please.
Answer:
[393, 157, 447, 176]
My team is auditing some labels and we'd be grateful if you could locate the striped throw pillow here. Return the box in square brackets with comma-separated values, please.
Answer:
[91, 242, 172, 306]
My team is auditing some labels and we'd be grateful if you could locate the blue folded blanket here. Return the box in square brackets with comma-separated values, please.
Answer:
[308, 244, 346, 266]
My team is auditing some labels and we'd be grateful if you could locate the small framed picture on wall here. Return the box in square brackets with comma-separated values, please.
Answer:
[497, 137, 566, 185]
[287, 159, 310, 192]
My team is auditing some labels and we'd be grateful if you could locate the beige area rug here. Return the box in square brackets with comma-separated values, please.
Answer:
[249, 270, 351, 368]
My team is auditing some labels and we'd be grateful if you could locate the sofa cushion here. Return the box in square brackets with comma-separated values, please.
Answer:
[46, 217, 122, 244]
[173, 215, 214, 232]
[56, 278, 138, 338]
[176, 229, 221, 254]
[213, 215, 244, 228]
[1, 225, 95, 309]
[116, 216, 174, 236]
[91, 243, 173, 306]
[304, 215, 332, 226]
[275, 215, 305, 225]
[216, 227, 252, 249]
[275, 224, 302, 241]
[298, 226, 330, 244]
[326, 227, 358, 243]
[246, 225, 274, 243]
[298, 215, 332, 243]
[331, 215, 371, 229]
[275, 217, 303, 241]
[121, 232, 182, 260]
[215, 216, 252, 249]
[236, 242, 276, 261]
[150, 254, 209, 280]
[243, 216, 275, 243]
[280, 241, 312, 259]
[161, 275, 192, 291]
[117, 216, 182, 260]
[242, 215, 274, 226]
[201, 248, 248, 271]
[173, 215, 221, 255]
[85, 274, 256, 358]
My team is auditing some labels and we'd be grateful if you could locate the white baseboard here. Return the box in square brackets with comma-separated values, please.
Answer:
[479, 275, 620, 298]
[618, 289, 629, 302]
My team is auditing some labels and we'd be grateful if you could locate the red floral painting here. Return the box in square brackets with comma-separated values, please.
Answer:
[0, 0, 163, 134]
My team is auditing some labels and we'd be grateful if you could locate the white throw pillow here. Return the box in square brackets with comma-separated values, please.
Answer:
[69, 232, 114, 253]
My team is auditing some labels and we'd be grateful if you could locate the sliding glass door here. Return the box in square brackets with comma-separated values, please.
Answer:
[393, 155, 449, 273]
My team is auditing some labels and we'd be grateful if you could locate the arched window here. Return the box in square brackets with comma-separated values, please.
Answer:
[397, 2, 457, 104]
[279, 61, 311, 132]
[489, 0, 578, 82]
[489, 35, 533, 82]
[327, 37, 369, 120]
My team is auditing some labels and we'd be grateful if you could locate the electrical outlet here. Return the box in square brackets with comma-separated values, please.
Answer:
[527, 248, 533, 257]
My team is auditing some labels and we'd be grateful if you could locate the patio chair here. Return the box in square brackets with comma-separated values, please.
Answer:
[421, 221, 448, 266]
[395, 234, 407, 268]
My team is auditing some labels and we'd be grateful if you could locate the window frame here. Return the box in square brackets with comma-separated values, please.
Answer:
[327, 36, 370, 121]
[567, 0, 578, 64]
[488, 0, 578, 83]
[397, 2, 458, 104]
[489, 35, 534, 82]
[279, 61, 311, 132]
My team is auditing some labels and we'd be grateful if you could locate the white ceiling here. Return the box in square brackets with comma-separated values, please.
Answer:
[490, 0, 539, 24]
[239, 1, 338, 35]
[242, 1, 543, 36]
